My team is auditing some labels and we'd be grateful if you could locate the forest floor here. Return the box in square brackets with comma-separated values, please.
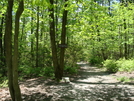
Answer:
[1, 62, 134, 101]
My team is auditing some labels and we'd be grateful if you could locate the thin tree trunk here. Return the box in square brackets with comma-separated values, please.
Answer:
[55, 0, 59, 46]
[59, 0, 68, 79]
[31, 7, 34, 68]
[36, 6, 39, 68]
[21, 18, 25, 40]
[124, 19, 128, 59]
[5, 0, 15, 100]
[118, 25, 123, 58]
[132, 17, 134, 57]
[12, 0, 24, 100]
[133, 33, 134, 57]
[0, 14, 4, 67]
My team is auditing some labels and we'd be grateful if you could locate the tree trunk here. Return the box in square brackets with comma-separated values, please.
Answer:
[124, 19, 128, 59]
[31, 7, 34, 68]
[118, 25, 123, 58]
[49, 0, 60, 81]
[59, 0, 68, 79]
[36, 6, 39, 68]
[12, 0, 24, 100]
[5, 0, 15, 100]
[0, 14, 4, 68]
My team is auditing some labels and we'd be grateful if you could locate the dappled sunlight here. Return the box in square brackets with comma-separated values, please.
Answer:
[1, 63, 134, 101]
[1, 0, 134, 101]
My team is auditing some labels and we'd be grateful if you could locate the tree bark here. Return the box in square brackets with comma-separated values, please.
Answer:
[5, 0, 15, 100]
[0, 14, 4, 68]
[49, 0, 60, 81]
[31, 7, 34, 68]
[59, 0, 68, 78]
[123, 19, 128, 59]
[12, 0, 24, 100]
[118, 26, 123, 58]
[36, 6, 39, 68]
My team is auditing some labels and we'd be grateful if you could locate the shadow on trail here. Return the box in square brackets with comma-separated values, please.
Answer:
[71, 63, 119, 85]
[3, 63, 134, 101]
[73, 81, 119, 85]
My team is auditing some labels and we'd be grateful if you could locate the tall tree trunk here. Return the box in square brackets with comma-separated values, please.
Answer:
[59, 0, 68, 79]
[55, 0, 59, 46]
[5, 0, 15, 100]
[49, 0, 60, 81]
[124, 19, 128, 59]
[12, 0, 24, 100]
[132, 18, 134, 57]
[119, 26, 123, 58]
[0, 14, 4, 68]
[36, 6, 39, 68]
[31, 7, 34, 68]
[21, 18, 25, 40]
[133, 33, 134, 57]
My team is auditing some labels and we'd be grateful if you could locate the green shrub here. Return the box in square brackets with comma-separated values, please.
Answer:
[103, 58, 134, 73]
[89, 56, 103, 65]
[103, 59, 118, 73]
[117, 59, 134, 72]
[19, 66, 39, 77]
[19, 65, 54, 78]
[64, 66, 78, 74]
[41, 66, 54, 77]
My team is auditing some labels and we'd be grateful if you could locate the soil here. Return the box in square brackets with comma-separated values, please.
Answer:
[0, 62, 134, 101]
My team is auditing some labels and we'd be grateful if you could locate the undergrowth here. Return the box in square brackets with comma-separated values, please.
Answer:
[64, 66, 78, 75]
[0, 76, 8, 88]
[103, 59, 118, 73]
[19, 66, 55, 78]
[117, 77, 130, 82]
[102, 58, 134, 73]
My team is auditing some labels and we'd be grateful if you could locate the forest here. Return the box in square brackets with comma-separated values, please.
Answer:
[0, 0, 134, 101]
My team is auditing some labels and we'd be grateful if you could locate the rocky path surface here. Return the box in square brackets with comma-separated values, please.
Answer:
[0, 62, 134, 101]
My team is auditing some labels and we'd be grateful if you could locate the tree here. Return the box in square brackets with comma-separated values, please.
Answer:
[49, 0, 60, 80]
[59, 0, 68, 78]
[36, 6, 39, 68]
[0, 1, 6, 76]
[5, 0, 15, 100]
[12, 0, 24, 100]
[5, 0, 24, 100]
[49, 0, 69, 80]
[0, 13, 4, 69]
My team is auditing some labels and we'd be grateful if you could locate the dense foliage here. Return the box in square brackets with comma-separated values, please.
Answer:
[0, 0, 134, 96]
[103, 59, 134, 73]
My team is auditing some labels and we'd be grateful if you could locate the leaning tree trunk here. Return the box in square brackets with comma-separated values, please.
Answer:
[12, 0, 24, 101]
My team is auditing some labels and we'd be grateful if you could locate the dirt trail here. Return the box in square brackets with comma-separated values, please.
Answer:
[0, 62, 134, 101]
